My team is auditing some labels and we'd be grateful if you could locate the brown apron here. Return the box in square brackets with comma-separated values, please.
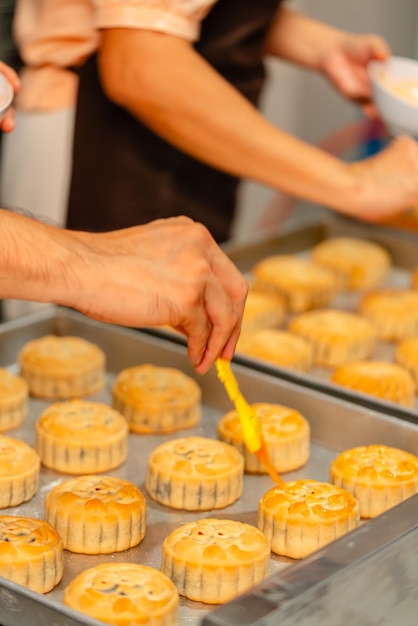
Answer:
[67, 0, 282, 243]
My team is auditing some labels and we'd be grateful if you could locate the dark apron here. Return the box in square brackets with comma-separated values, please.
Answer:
[67, 0, 282, 243]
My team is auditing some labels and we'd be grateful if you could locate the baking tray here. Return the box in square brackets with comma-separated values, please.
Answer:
[220, 214, 418, 423]
[0, 307, 417, 626]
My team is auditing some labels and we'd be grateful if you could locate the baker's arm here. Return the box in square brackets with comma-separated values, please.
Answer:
[0, 210, 247, 373]
[98, 28, 418, 222]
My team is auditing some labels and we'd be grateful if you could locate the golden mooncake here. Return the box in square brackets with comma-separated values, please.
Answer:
[329, 444, 418, 518]
[311, 237, 391, 290]
[257, 479, 359, 559]
[288, 309, 376, 367]
[358, 289, 418, 341]
[236, 328, 313, 371]
[64, 563, 179, 626]
[217, 403, 310, 474]
[0, 435, 40, 508]
[112, 364, 201, 433]
[241, 286, 286, 333]
[35, 400, 128, 474]
[0, 368, 28, 431]
[45, 475, 146, 554]
[146, 436, 243, 510]
[395, 336, 418, 391]
[412, 268, 418, 290]
[18, 335, 106, 399]
[331, 360, 415, 407]
[0, 515, 63, 593]
[252, 255, 338, 313]
[161, 518, 270, 604]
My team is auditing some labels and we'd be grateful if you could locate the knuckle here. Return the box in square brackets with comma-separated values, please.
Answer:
[189, 220, 213, 245]
[239, 277, 249, 300]
[182, 286, 203, 313]
[174, 215, 195, 227]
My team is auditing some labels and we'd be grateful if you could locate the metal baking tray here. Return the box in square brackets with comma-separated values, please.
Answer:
[0, 307, 417, 626]
[220, 214, 418, 423]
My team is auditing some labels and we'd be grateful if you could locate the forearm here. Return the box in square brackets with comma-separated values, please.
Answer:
[0, 209, 80, 304]
[264, 6, 344, 70]
[0, 211, 247, 372]
[98, 30, 358, 213]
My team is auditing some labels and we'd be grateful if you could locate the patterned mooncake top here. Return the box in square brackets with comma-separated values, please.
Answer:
[18, 335, 105, 374]
[0, 516, 62, 562]
[46, 476, 145, 511]
[259, 479, 359, 521]
[163, 518, 270, 565]
[289, 309, 376, 340]
[253, 255, 337, 289]
[0, 435, 40, 477]
[0, 368, 28, 401]
[219, 403, 310, 443]
[330, 445, 418, 485]
[36, 401, 128, 442]
[112, 364, 201, 406]
[64, 563, 178, 622]
[148, 437, 244, 478]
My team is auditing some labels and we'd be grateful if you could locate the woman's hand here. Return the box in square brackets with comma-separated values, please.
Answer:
[345, 135, 418, 221]
[265, 9, 389, 119]
[318, 33, 389, 119]
[0, 61, 20, 133]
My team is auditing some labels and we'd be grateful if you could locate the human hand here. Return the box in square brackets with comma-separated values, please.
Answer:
[344, 135, 418, 221]
[319, 32, 389, 119]
[0, 61, 19, 132]
[70, 217, 248, 374]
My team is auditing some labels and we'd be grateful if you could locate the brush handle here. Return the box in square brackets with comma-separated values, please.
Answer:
[216, 359, 262, 453]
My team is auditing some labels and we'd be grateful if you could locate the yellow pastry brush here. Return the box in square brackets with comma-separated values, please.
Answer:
[215, 358, 284, 486]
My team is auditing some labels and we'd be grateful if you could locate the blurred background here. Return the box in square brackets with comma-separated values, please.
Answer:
[0, 1, 19, 71]
[234, 0, 418, 239]
[0, 0, 417, 241]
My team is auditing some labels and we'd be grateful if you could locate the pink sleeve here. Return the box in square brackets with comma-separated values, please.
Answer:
[93, 0, 218, 41]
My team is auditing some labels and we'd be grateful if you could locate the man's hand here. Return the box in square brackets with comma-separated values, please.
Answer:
[70, 217, 248, 374]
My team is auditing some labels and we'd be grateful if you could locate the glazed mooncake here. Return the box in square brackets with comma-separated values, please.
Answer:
[241, 285, 286, 333]
[0, 434, 40, 508]
[64, 563, 179, 626]
[18, 335, 106, 398]
[412, 268, 418, 290]
[0, 515, 63, 593]
[288, 309, 376, 367]
[252, 254, 338, 313]
[358, 289, 418, 341]
[395, 336, 418, 391]
[146, 436, 243, 510]
[112, 364, 201, 433]
[257, 479, 359, 559]
[331, 360, 415, 407]
[329, 444, 418, 518]
[236, 328, 313, 371]
[161, 518, 270, 604]
[45, 475, 146, 553]
[311, 237, 391, 290]
[0, 368, 28, 431]
[35, 400, 128, 474]
[217, 402, 310, 474]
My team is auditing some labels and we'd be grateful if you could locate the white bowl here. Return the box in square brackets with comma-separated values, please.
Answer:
[369, 55, 418, 137]
[0, 73, 14, 123]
